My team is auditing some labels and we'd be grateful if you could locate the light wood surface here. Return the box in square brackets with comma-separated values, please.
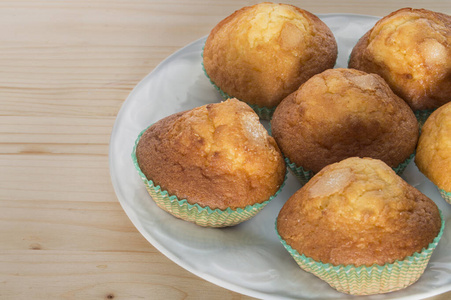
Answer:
[1, 1, 450, 299]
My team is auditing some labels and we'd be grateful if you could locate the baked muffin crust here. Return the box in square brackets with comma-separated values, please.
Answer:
[271, 68, 418, 173]
[277, 157, 442, 267]
[349, 8, 451, 111]
[136, 98, 286, 210]
[203, 2, 337, 108]
[415, 102, 451, 191]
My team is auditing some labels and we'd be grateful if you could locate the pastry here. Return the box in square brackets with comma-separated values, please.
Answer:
[276, 157, 444, 295]
[349, 8, 451, 122]
[415, 101, 451, 204]
[271, 68, 418, 183]
[203, 2, 338, 119]
[133, 98, 286, 227]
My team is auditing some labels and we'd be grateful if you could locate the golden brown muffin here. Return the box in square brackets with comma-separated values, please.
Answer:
[415, 102, 451, 192]
[203, 2, 337, 108]
[136, 98, 286, 210]
[277, 157, 442, 267]
[349, 8, 451, 111]
[271, 68, 419, 174]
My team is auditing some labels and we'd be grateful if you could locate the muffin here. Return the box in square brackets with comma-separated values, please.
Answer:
[348, 8, 451, 124]
[415, 101, 451, 204]
[271, 68, 418, 184]
[276, 157, 444, 295]
[202, 2, 338, 119]
[133, 98, 286, 227]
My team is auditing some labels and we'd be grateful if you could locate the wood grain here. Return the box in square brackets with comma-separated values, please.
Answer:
[0, 1, 450, 299]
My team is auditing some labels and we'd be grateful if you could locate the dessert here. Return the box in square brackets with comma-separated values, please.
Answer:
[203, 2, 338, 119]
[133, 98, 286, 227]
[271, 68, 418, 183]
[415, 101, 451, 204]
[277, 157, 444, 295]
[349, 8, 451, 123]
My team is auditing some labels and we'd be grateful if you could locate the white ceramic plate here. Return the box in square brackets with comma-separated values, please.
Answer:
[109, 14, 451, 300]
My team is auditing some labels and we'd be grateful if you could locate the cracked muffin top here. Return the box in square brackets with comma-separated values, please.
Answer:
[277, 157, 442, 267]
[203, 2, 337, 108]
[135, 98, 286, 210]
[415, 102, 451, 191]
[271, 68, 418, 173]
[349, 8, 451, 111]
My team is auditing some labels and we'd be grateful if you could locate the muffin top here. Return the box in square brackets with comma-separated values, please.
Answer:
[271, 68, 418, 173]
[277, 157, 442, 267]
[349, 8, 451, 111]
[203, 2, 337, 108]
[415, 102, 451, 191]
[136, 98, 286, 210]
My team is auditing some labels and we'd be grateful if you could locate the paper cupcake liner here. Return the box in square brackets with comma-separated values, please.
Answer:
[247, 103, 277, 121]
[393, 152, 415, 176]
[132, 125, 287, 227]
[414, 109, 436, 130]
[276, 211, 445, 295]
[439, 188, 451, 205]
[285, 153, 415, 185]
[285, 157, 314, 185]
[201, 51, 276, 120]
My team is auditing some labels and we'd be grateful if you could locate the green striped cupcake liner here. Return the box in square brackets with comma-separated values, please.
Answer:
[132, 125, 287, 227]
[393, 152, 416, 175]
[284, 157, 314, 186]
[286, 152, 415, 186]
[439, 188, 451, 205]
[414, 109, 436, 130]
[276, 210, 445, 295]
[201, 51, 276, 120]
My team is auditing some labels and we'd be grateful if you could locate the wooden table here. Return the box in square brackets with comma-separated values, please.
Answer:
[1, 1, 450, 299]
